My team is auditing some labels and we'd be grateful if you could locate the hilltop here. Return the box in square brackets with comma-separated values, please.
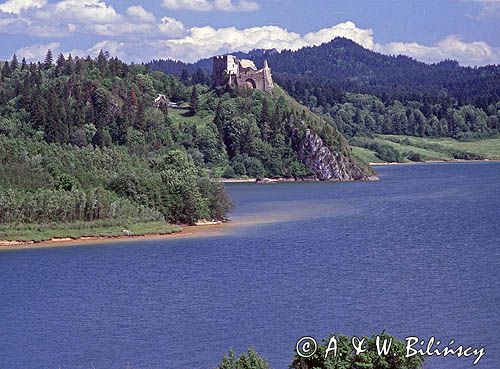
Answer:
[149, 37, 500, 104]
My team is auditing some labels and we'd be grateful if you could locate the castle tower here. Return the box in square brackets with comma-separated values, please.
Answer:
[212, 55, 239, 88]
[262, 60, 274, 93]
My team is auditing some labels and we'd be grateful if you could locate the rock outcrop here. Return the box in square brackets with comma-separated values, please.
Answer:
[298, 129, 377, 181]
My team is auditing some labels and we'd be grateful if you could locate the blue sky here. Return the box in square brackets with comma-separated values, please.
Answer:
[0, 0, 499, 65]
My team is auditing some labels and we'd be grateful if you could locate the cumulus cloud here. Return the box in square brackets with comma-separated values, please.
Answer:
[126, 5, 155, 23]
[87, 40, 126, 59]
[0, 0, 188, 38]
[159, 17, 186, 37]
[15, 41, 60, 60]
[2, 2, 498, 67]
[162, 0, 259, 12]
[152, 21, 500, 65]
[303, 21, 375, 49]
[0, 0, 46, 14]
[36, 0, 122, 24]
[377, 35, 499, 65]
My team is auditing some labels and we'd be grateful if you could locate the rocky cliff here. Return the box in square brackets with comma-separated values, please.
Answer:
[298, 129, 378, 181]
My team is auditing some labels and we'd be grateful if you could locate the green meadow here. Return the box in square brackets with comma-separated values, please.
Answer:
[352, 134, 500, 163]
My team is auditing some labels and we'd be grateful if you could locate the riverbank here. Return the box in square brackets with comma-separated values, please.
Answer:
[220, 176, 379, 183]
[369, 159, 500, 166]
[0, 222, 226, 251]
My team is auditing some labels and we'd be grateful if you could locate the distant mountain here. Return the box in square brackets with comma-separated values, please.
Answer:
[147, 38, 500, 105]
[147, 38, 500, 142]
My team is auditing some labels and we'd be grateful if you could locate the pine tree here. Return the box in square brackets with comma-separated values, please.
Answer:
[64, 54, 74, 75]
[1, 61, 11, 79]
[44, 49, 53, 70]
[56, 53, 65, 68]
[190, 85, 199, 115]
[55, 53, 66, 76]
[21, 57, 27, 71]
[259, 98, 271, 141]
[213, 102, 224, 137]
[10, 54, 18, 70]
[45, 91, 67, 143]
[97, 50, 108, 78]
[180, 69, 190, 85]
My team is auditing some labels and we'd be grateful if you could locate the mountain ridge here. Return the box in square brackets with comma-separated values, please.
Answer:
[147, 37, 500, 104]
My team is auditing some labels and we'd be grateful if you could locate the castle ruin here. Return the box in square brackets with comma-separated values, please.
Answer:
[212, 55, 274, 93]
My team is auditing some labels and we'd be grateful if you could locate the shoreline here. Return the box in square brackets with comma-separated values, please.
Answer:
[369, 159, 500, 166]
[220, 160, 498, 183]
[2, 160, 497, 250]
[0, 223, 227, 251]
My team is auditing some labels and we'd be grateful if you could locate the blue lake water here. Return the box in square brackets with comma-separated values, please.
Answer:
[1, 163, 499, 369]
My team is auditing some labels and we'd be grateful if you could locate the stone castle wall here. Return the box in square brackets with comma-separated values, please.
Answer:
[212, 55, 273, 93]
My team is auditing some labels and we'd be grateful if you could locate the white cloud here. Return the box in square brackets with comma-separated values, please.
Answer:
[0, 0, 46, 15]
[4, 11, 499, 66]
[87, 40, 126, 58]
[152, 21, 500, 66]
[159, 25, 304, 62]
[15, 41, 60, 60]
[303, 21, 375, 49]
[126, 5, 155, 23]
[159, 17, 186, 37]
[153, 22, 379, 63]
[0, 0, 187, 38]
[88, 22, 154, 36]
[465, 0, 500, 18]
[35, 0, 122, 25]
[377, 35, 499, 65]
[162, 0, 259, 12]
[0, 13, 75, 37]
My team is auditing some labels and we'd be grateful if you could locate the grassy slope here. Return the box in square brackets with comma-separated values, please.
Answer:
[393, 135, 500, 160]
[352, 135, 500, 163]
[0, 222, 181, 242]
[350, 146, 385, 164]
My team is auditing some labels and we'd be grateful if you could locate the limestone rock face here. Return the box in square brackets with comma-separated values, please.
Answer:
[298, 129, 377, 181]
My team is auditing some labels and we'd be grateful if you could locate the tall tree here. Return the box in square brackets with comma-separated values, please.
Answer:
[44, 49, 53, 70]
[190, 85, 199, 115]
[10, 54, 18, 71]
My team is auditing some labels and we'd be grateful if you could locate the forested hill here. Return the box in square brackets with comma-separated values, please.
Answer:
[148, 38, 500, 142]
[148, 38, 500, 104]
[0, 51, 374, 230]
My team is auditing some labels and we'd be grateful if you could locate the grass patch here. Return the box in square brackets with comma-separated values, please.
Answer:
[374, 136, 451, 161]
[168, 108, 214, 128]
[381, 134, 500, 160]
[351, 134, 500, 163]
[351, 146, 385, 164]
[0, 221, 181, 242]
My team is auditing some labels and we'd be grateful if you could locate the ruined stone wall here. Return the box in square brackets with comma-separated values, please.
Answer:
[236, 68, 273, 93]
[212, 55, 274, 93]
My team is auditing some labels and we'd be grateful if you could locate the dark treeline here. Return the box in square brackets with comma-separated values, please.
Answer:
[309, 92, 499, 140]
[147, 38, 500, 140]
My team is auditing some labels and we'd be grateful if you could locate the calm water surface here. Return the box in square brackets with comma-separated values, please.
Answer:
[1, 163, 499, 369]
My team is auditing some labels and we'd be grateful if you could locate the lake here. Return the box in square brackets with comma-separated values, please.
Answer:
[1, 163, 499, 369]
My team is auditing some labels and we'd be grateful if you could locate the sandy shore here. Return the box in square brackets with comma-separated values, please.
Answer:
[0, 223, 227, 251]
